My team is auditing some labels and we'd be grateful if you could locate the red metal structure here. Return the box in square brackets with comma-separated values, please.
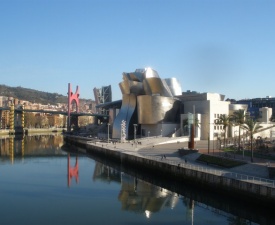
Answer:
[67, 83, 80, 131]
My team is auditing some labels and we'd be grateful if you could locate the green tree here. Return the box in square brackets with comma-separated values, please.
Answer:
[182, 118, 189, 136]
[24, 112, 36, 128]
[214, 114, 233, 148]
[232, 110, 246, 152]
[182, 117, 200, 136]
[242, 117, 262, 162]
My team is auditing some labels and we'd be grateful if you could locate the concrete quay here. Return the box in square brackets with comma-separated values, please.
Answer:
[64, 135, 275, 205]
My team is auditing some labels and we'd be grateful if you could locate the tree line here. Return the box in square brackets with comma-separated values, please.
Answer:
[214, 109, 263, 162]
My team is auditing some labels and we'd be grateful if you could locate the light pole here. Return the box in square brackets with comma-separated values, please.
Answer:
[133, 124, 137, 143]
[107, 123, 110, 143]
[213, 132, 215, 154]
[208, 122, 213, 154]
[208, 132, 210, 154]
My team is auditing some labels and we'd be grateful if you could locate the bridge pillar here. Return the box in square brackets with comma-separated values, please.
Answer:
[0, 110, 2, 129]
[21, 105, 25, 129]
[70, 115, 79, 130]
[67, 83, 80, 132]
[21, 138, 24, 157]
[9, 138, 14, 164]
[9, 104, 15, 134]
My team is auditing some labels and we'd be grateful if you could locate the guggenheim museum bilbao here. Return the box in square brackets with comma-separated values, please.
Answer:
[96, 67, 256, 141]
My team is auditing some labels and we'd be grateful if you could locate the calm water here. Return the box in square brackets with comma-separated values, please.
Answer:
[0, 134, 272, 225]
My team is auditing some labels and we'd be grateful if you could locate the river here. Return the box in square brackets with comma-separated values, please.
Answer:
[0, 133, 273, 225]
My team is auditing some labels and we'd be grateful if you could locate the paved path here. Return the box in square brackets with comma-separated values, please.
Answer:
[108, 137, 274, 180]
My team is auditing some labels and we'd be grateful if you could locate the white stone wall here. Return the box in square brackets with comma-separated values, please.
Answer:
[252, 122, 275, 139]
[259, 107, 272, 123]
[180, 113, 201, 139]
[182, 98, 230, 140]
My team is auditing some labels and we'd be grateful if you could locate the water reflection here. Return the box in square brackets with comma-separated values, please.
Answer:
[119, 173, 178, 216]
[91, 161, 181, 219]
[89, 162, 262, 224]
[0, 135, 271, 224]
[0, 134, 65, 164]
[80, 150, 272, 225]
[67, 154, 79, 187]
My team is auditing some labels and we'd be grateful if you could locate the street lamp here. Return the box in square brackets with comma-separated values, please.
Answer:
[213, 132, 215, 154]
[107, 123, 110, 143]
[133, 124, 137, 143]
[208, 122, 213, 154]
[208, 132, 210, 154]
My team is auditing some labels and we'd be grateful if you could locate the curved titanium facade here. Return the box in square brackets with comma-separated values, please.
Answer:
[137, 95, 180, 124]
[112, 93, 137, 139]
[164, 78, 182, 96]
[113, 68, 182, 139]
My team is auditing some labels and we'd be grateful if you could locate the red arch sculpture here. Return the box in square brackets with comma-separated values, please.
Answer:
[67, 83, 80, 131]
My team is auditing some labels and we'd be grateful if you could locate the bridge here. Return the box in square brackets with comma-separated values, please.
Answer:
[0, 83, 109, 134]
[0, 107, 108, 117]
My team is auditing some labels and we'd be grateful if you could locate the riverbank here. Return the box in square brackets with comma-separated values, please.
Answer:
[0, 128, 64, 136]
[24, 128, 64, 134]
[64, 134, 275, 206]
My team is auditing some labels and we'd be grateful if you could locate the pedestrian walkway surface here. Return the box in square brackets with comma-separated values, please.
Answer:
[110, 136, 274, 180]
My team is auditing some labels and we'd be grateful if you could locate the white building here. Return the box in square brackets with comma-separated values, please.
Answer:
[178, 91, 247, 141]
[259, 107, 272, 123]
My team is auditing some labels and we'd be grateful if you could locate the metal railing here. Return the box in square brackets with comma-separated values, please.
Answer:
[85, 141, 275, 188]
[145, 155, 275, 188]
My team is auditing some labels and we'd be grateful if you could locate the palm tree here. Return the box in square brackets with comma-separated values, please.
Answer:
[232, 109, 246, 152]
[182, 118, 189, 136]
[183, 116, 200, 149]
[182, 117, 200, 136]
[241, 117, 262, 162]
[214, 114, 233, 148]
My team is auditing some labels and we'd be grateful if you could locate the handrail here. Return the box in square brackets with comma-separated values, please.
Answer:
[85, 141, 275, 188]
[145, 155, 275, 188]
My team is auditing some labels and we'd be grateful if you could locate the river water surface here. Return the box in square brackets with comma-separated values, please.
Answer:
[0, 134, 273, 225]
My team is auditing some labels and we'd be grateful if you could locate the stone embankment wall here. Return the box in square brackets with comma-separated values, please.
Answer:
[64, 135, 275, 205]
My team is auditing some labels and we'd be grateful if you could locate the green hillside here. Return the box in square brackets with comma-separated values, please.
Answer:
[0, 84, 71, 105]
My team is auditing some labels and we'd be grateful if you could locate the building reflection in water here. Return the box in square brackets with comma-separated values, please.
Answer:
[119, 173, 179, 219]
[92, 162, 181, 219]
[183, 197, 195, 225]
[90, 162, 255, 224]
[0, 134, 64, 164]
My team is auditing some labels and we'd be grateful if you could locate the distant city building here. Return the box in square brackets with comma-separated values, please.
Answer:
[93, 85, 112, 105]
[93, 85, 112, 115]
[236, 96, 275, 120]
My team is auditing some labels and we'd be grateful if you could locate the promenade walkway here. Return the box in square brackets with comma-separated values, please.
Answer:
[100, 136, 275, 181]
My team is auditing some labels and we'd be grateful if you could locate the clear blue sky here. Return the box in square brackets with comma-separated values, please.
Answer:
[1, 0, 274, 101]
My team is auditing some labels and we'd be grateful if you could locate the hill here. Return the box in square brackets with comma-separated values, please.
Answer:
[0, 84, 89, 105]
